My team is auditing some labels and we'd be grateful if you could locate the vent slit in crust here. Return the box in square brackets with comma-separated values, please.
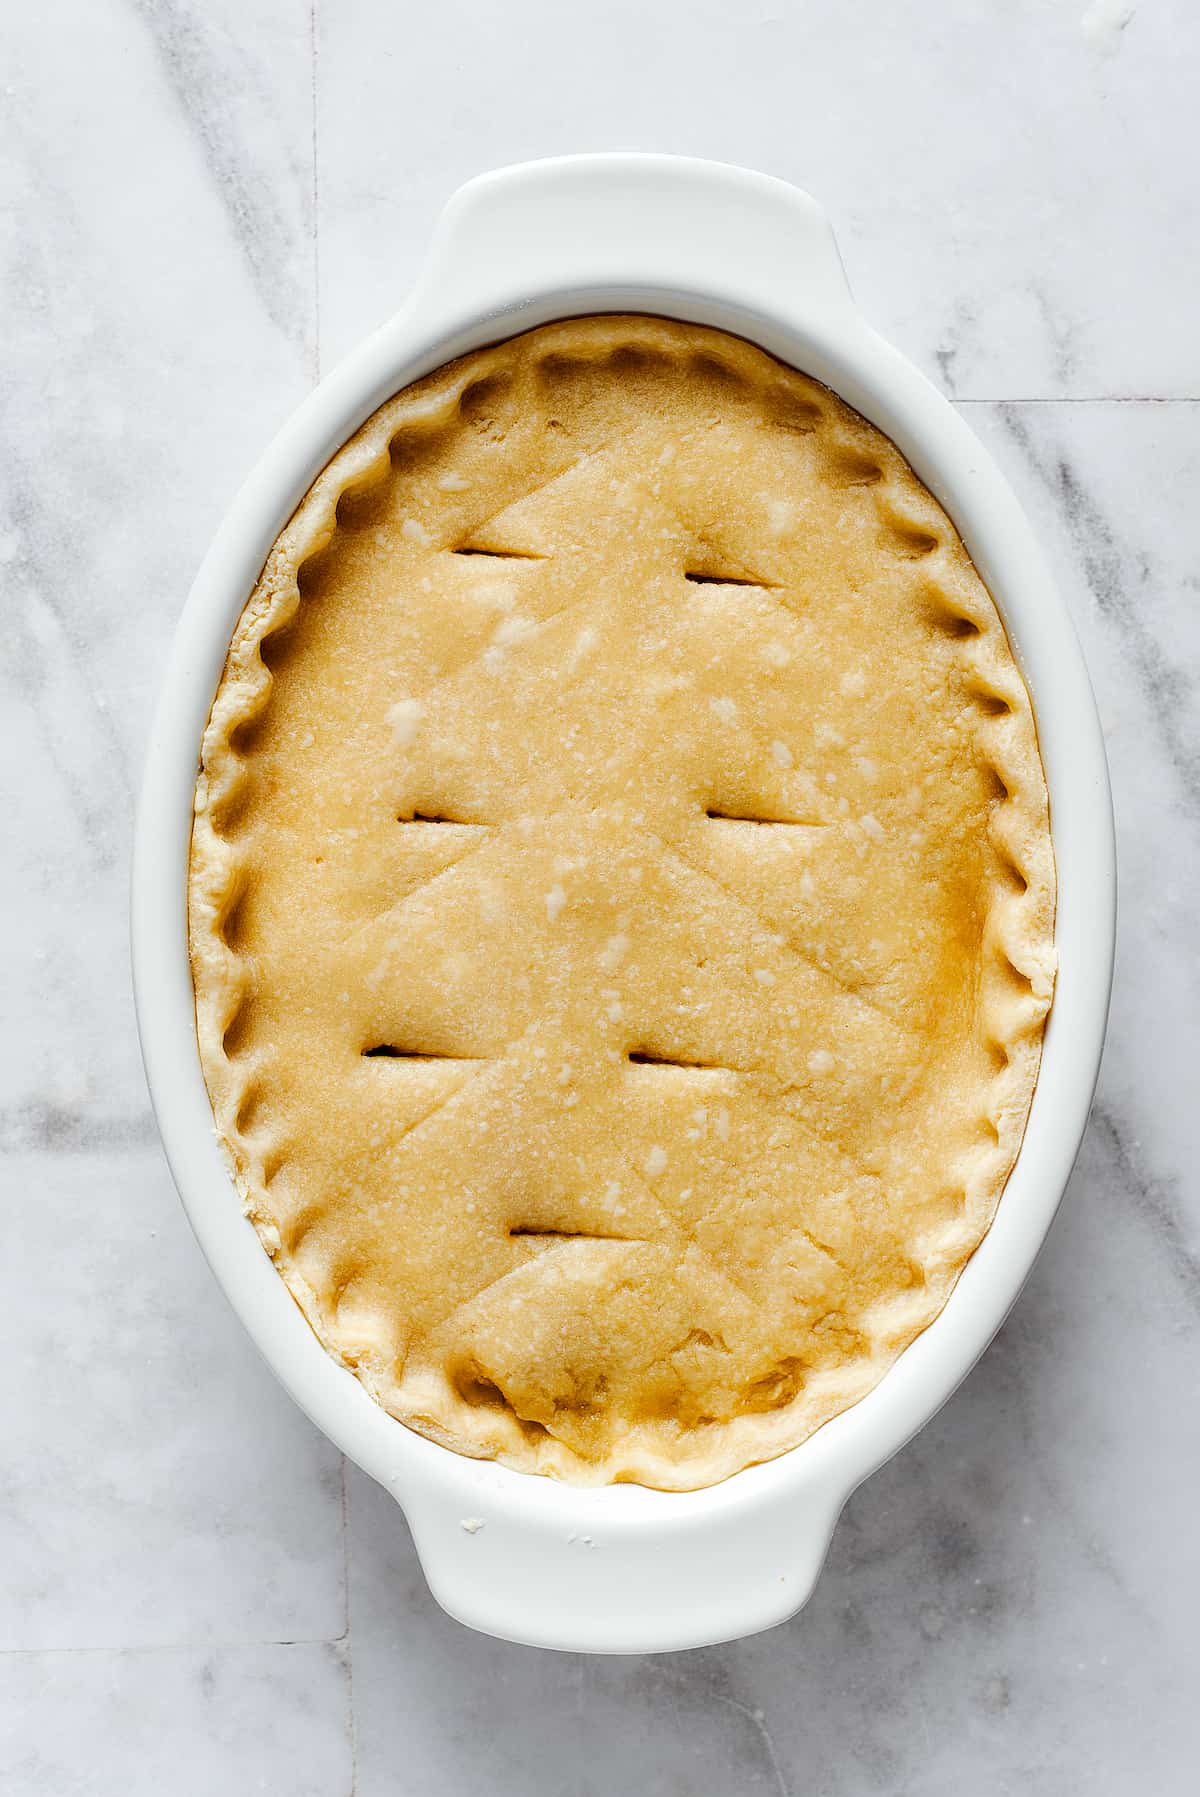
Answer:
[703, 806, 827, 828]
[627, 1050, 740, 1075]
[509, 1225, 636, 1243]
[451, 545, 546, 560]
[684, 570, 776, 590]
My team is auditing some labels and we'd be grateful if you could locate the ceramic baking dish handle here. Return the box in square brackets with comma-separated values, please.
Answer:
[395, 1443, 850, 1655]
[402, 153, 856, 347]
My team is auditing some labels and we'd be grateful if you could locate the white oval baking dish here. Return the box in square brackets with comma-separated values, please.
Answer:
[132, 154, 1115, 1654]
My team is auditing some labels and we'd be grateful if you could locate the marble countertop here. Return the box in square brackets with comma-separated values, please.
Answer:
[3, 1, 1198, 1791]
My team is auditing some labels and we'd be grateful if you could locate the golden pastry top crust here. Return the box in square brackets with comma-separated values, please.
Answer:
[189, 316, 1056, 1490]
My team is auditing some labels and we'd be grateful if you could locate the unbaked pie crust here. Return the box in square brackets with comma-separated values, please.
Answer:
[189, 316, 1056, 1490]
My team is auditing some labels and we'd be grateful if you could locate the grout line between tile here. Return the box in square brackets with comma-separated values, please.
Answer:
[341, 1456, 359, 1797]
[0, 1637, 348, 1660]
[952, 396, 1200, 405]
[310, 0, 321, 385]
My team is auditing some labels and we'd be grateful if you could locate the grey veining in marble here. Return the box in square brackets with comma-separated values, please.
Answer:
[3, 1, 1198, 1792]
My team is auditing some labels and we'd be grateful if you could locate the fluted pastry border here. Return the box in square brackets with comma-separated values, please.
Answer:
[188, 315, 1057, 1490]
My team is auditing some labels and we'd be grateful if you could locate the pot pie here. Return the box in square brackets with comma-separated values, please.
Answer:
[190, 316, 1055, 1491]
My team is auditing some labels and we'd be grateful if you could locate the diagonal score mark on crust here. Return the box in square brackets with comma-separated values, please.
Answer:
[395, 1043, 775, 1348]
[450, 452, 591, 547]
[619, 1050, 886, 1198]
[651, 831, 922, 1042]
[353, 423, 809, 765]
[389, 433, 671, 713]
[630, 1042, 892, 1198]
[421, 432, 809, 719]
[381, 1060, 494, 1156]
[443, 411, 660, 564]
[398, 1056, 864, 1353]
[411, 1160, 772, 1358]
[767, 1090, 888, 1191]
[340, 829, 498, 954]
[378, 1021, 573, 1173]
[313, 834, 497, 1005]
[409, 1236, 647, 1363]
[796, 1227, 851, 1277]
[620, 1161, 773, 1318]
[388, 581, 599, 721]
[340, 808, 910, 1204]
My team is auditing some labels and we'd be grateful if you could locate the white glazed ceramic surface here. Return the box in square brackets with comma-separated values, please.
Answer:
[132, 155, 1115, 1655]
